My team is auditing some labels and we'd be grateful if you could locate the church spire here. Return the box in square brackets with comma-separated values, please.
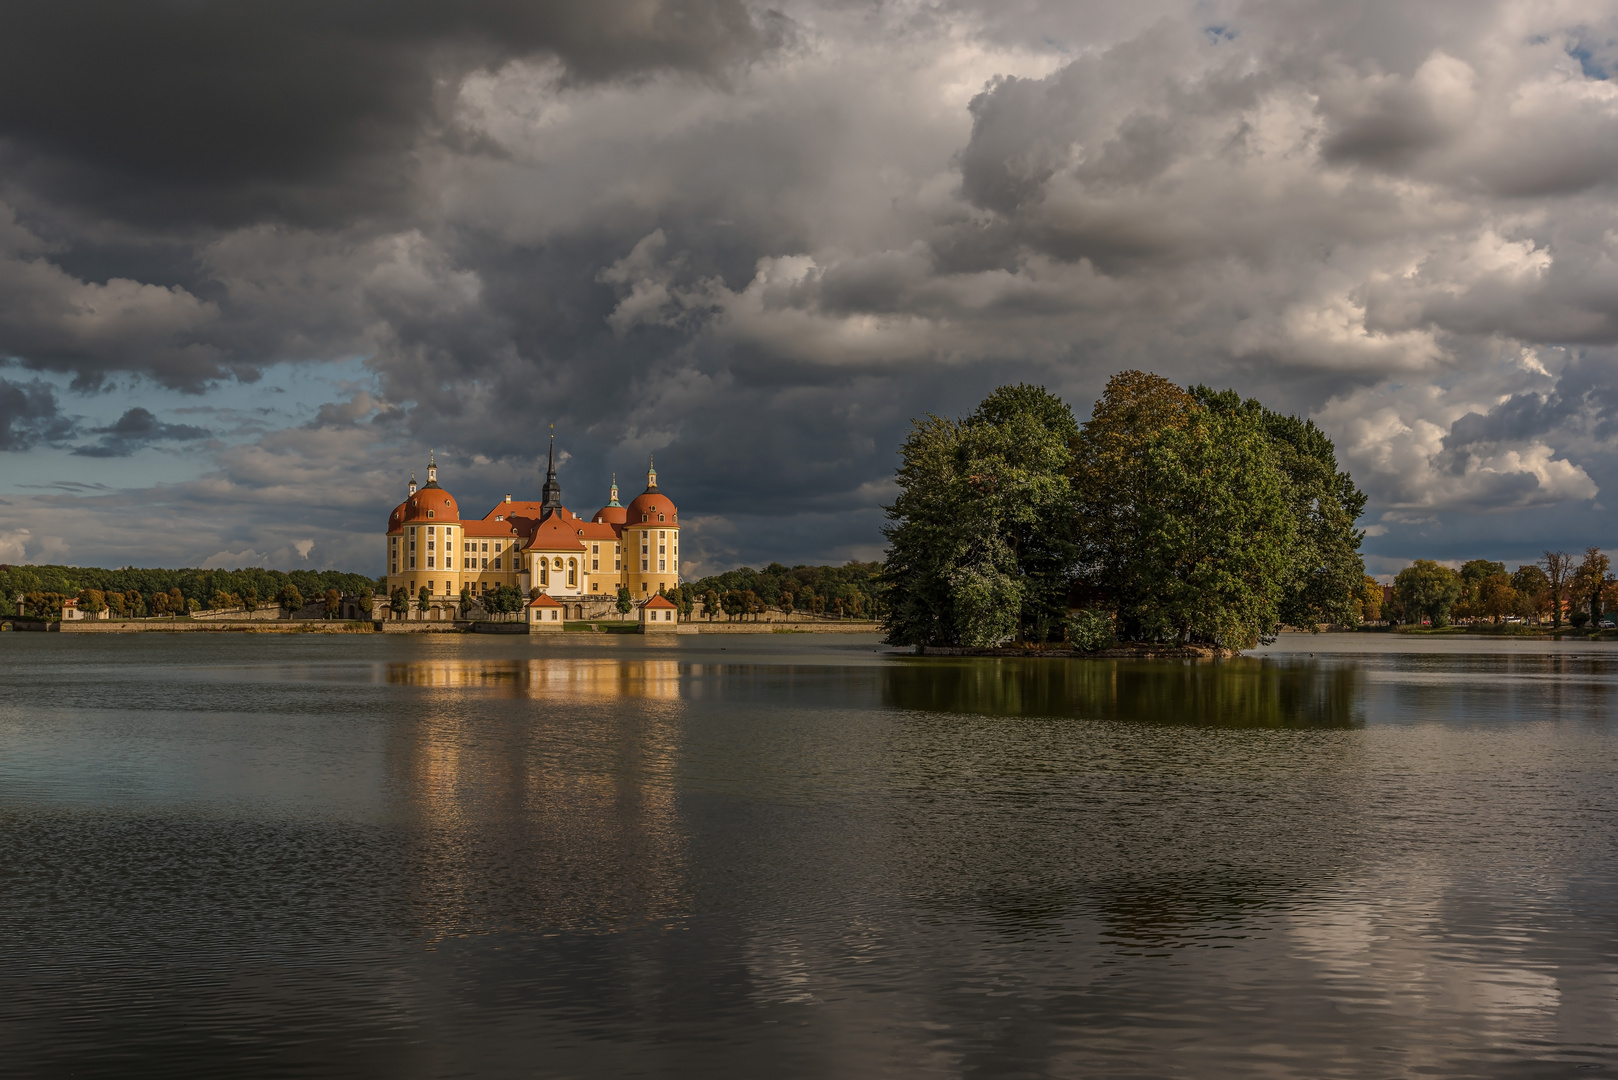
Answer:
[607, 473, 621, 507]
[426, 449, 437, 486]
[540, 425, 562, 513]
[646, 454, 657, 491]
[408, 470, 417, 497]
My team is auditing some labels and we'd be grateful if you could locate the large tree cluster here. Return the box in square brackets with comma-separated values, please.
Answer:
[882, 373, 1368, 651]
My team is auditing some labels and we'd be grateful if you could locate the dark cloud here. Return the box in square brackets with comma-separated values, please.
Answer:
[0, 376, 73, 451]
[72, 407, 210, 457]
[0, 0, 775, 230]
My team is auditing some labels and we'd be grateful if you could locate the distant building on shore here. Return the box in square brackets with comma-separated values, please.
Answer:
[384, 437, 680, 618]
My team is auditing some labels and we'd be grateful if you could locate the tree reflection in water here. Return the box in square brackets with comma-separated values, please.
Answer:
[882, 656, 1364, 728]
[880, 657, 1368, 950]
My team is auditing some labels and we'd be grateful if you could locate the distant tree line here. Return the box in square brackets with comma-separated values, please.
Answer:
[882, 374, 1368, 650]
[686, 561, 885, 622]
[3, 564, 377, 620]
[1385, 549, 1612, 629]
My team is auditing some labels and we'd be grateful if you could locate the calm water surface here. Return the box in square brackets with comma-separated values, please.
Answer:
[1, 632, 1616, 1078]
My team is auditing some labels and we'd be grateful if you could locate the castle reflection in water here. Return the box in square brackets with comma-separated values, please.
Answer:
[378, 658, 692, 940]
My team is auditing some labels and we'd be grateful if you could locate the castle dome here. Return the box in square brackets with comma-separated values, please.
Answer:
[626, 490, 676, 524]
[402, 484, 460, 522]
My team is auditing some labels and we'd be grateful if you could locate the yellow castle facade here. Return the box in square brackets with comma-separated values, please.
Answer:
[385, 438, 681, 612]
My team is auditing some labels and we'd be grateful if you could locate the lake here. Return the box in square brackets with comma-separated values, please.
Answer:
[2, 631, 1616, 1078]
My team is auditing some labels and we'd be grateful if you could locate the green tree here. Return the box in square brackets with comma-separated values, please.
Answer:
[617, 586, 633, 617]
[1573, 548, 1610, 625]
[390, 587, 409, 616]
[882, 384, 1081, 648]
[1126, 409, 1294, 647]
[1393, 560, 1463, 626]
[417, 586, 431, 613]
[278, 584, 303, 615]
[1455, 559, 1505, 621]
[1541, 550, 1572, 627]
[1355, 575, 1383, 623]
[702, 588, 718, 621]
[1077, 373, 1296, 648]
[1478, 571, 1517, 624]
[1511, 564, 1550, 621]
[1193, 386, 1368, 629]
[23, 591, 65, 618]
[325, 588, 342, 619]
[242, 589, 259, 616]
[778, 589, 795, 621]
[459, 585, 474, 619]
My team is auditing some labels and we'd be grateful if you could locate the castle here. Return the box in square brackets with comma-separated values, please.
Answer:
[384, 437, 680, 620]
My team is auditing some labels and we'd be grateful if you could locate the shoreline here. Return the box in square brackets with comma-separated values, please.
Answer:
[2, 618, 884, 635]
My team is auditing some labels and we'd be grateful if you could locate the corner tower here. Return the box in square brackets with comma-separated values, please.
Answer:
[623, 456, 680, 599]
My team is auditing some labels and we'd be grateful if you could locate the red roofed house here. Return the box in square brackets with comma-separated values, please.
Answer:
[526, 592, 564, 631]
[637, 593, 679, 633]
[383, 435, 682, 622]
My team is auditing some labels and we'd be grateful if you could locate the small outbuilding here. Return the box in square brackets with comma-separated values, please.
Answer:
[527, 593, 564, 631]
[637, 593, 679, 633]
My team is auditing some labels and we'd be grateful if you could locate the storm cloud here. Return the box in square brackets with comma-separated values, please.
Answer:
[3, 0, 1618, 575]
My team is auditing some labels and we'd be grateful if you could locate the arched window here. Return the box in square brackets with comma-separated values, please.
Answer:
[427, 510, 435, 518]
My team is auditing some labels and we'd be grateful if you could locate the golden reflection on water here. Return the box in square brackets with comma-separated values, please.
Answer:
[382, 658, 690, 940]
[383, 657, 683, 700]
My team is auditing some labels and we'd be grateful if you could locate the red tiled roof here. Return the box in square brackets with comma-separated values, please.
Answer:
[641, 594, 677, 609]
[528, 593, 561, 607]
[528, 514, 586, 551]
[462, 518, 521, 537]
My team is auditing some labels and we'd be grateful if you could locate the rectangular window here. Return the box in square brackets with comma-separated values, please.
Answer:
[658, 544, 665, 554]
[592, 559, 599, 570]
[481, 558, 488, 569]
[642, 559, 649, 571]
[615, 559, 621, 570]
[427, 540, 434, 550]
[591, 583, 599, 592]
[427, 556, 435, 568]
[592, 544, 599, 554]
[482, 542, 488, 552]
[658, 559, 665, 571]
[494, 557, 502, 570]
[410, 557, 416, 569]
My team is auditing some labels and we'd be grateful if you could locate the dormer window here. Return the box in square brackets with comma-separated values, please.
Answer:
[642, 514, 648, 522]
[495, 515, 503, 522]
[427, 510, 435, 518]
[659, 513, 664, 521]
